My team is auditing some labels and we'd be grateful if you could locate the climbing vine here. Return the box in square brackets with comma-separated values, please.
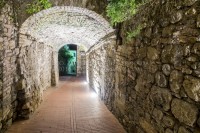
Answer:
[106, 0, 147, 26]
[26, 0, 52, 14]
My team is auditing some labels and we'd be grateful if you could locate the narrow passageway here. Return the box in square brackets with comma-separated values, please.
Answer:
[6, 77, 125, 133]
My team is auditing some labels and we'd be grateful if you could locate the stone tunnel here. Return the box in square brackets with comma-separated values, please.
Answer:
[1, 0, 200, 133]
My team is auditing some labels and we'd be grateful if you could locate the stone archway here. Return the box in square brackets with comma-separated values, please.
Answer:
[19, 6, 115, 51]
[17, 6, 115, 119]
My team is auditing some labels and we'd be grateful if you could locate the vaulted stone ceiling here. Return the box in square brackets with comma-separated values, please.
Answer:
[20, 6, 115, 51]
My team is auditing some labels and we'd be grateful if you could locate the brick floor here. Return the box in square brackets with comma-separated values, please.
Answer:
[6, 76, 126, 133]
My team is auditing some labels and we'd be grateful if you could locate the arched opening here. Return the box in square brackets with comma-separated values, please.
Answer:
[58, 44, 87, 77]
[58, 44, 77, 76]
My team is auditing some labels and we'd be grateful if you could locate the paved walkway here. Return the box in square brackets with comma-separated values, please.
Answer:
[7, 77, 125, 133]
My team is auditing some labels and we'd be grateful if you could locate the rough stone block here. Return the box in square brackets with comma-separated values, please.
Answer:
[149, 86, 172, 111]
[155, 72, 167, 88]
[192, 43, 200, 55]
[136, 47, 147, 59]
[183, 76, 200, 102]
[162, 64, 171, 76]
[185, 8, 197, 16]
[147, 47, 159, 60]
[152, 108, 163, 122]
[161, 45, 183, 65]
[163, 115, 175, 128]
[169, 70, 183, 94]
[181, 28, 199, 37]
[170, 10, 183, 23]
[177, 36, 197, 44]
[171, 98, 198, 126]
[162, 26, 175, 37]
[139, 118, 157, 133]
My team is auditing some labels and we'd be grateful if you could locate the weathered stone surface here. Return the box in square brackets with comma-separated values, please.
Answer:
[165, 128, 173, 133]
[155, 72, 167, 88]
[149, 86, 172, 111]
[147, 47, 159, 60]
[162, 26, 175, 37]
[136, 47, 147, 59]
[135, 73, 152, 95]
[170, 11, 183, 23]
[15, 79, 25, 90]
[161, 45, 183, 65]
[178, 126, 191, 133]
[162, 116, 175, 128]
[144, 28, 152, 38]
[183, 0, 198, 6]
[185, 8, 197, 16]
[177, 36, 197, 44]
[169, 70, 183, 94]
[187, 56, 197, 62]
[192, 43, 200, 55]
[162, 64, 171, 76]
[152, 108, 163, 122]
[171, 99, 198, 126]
[183, 76, 200, 102]
[139, 118, 157, 133]
[181, 28, 199, 37]
[144, 60, 158, 74]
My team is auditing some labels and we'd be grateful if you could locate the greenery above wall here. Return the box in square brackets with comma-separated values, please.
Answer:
[106, 0, 147, 26]
[0, 0, 7, 11]
[106, 0, 148, 41]
[26, 0, 52, 14]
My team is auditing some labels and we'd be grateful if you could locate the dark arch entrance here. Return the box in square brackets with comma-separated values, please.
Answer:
[58, 44, 77, 76]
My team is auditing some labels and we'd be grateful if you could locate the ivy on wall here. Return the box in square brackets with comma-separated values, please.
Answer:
[26, 0, 52, 14]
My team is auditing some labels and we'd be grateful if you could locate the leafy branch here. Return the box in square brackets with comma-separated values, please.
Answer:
[26, 0, 52, 14]
[106, 0, 147, 26]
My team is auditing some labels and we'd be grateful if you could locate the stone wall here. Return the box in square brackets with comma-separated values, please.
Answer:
[87, 36, 116, 109]
[17, 36, 54, 119]
[0, 3, 58, 132]
[114, 0, 200, 132]
[77, 45, 86, 76]
[0, 3, 18, 132]
[87, 0, 200, 133]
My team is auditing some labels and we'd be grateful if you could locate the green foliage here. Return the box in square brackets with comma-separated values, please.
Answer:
[26, 0, 52, 14]
[106, 0, 147, 26]
[126, 24, 143, 40]
[58, 47, 73, 63]
[58, 46, 74, 75]
[0, 0, 6, 10]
